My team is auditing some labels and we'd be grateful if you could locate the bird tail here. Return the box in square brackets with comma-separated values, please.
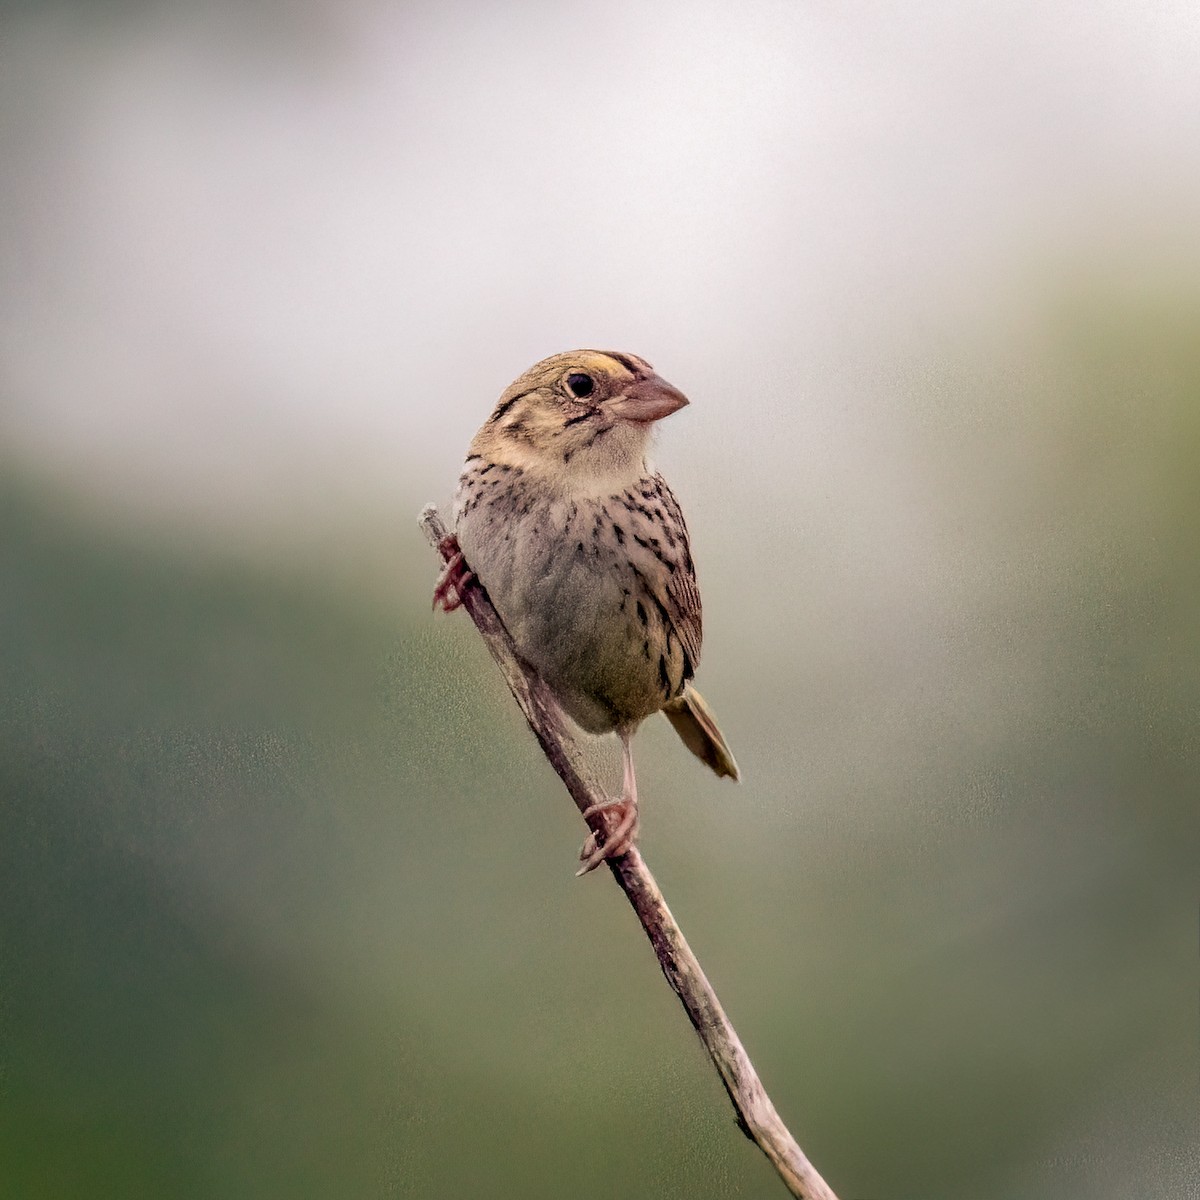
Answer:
[662, 686, 740, 781]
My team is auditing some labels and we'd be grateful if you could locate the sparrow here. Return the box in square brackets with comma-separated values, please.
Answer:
[434, 350, 738, 872]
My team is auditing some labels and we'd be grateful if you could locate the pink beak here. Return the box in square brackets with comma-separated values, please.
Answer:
[608, 374, 690, 424]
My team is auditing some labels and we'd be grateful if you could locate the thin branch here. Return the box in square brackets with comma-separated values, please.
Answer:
[420, 504, 839, 1200]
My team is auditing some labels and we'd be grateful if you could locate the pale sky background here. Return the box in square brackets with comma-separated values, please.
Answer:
[3, 0, 1198, 550]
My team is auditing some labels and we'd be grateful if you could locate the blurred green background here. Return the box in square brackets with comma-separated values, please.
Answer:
[2, 4, 1198, 1198]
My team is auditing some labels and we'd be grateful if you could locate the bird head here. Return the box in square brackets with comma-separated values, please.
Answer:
[470, 350, 689, 489]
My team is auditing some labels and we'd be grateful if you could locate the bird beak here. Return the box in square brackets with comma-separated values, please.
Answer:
[608, 375, 690, 425]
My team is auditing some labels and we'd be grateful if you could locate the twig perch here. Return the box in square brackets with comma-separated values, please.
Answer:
[420, 504, 839, 1200]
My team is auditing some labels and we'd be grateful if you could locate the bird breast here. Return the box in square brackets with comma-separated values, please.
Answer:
[453, 462, 695, 735]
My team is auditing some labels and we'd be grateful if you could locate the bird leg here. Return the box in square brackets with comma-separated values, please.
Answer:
[577, 730, 640, 876]
[431, 534, 476, 611]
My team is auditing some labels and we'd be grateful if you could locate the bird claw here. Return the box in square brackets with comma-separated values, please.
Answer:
[575, 797, 639, 876]
[432, 536, 476, 611]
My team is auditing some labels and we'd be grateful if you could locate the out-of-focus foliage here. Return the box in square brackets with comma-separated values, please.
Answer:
[2, 293, 1197, 1198]
[2, 1, 1198, 1195]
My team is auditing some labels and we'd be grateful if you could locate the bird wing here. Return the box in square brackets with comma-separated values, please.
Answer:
[652, 473, 703, 680]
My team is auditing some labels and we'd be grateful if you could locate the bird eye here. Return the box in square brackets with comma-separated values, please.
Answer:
[565, 372, 595, 399]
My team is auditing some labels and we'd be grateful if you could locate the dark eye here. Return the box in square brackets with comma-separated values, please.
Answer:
[566, 372, 595, 399]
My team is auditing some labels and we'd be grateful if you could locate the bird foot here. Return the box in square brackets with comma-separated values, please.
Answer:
[576, 797, 639, 876]
[432, 536, 476, 611]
